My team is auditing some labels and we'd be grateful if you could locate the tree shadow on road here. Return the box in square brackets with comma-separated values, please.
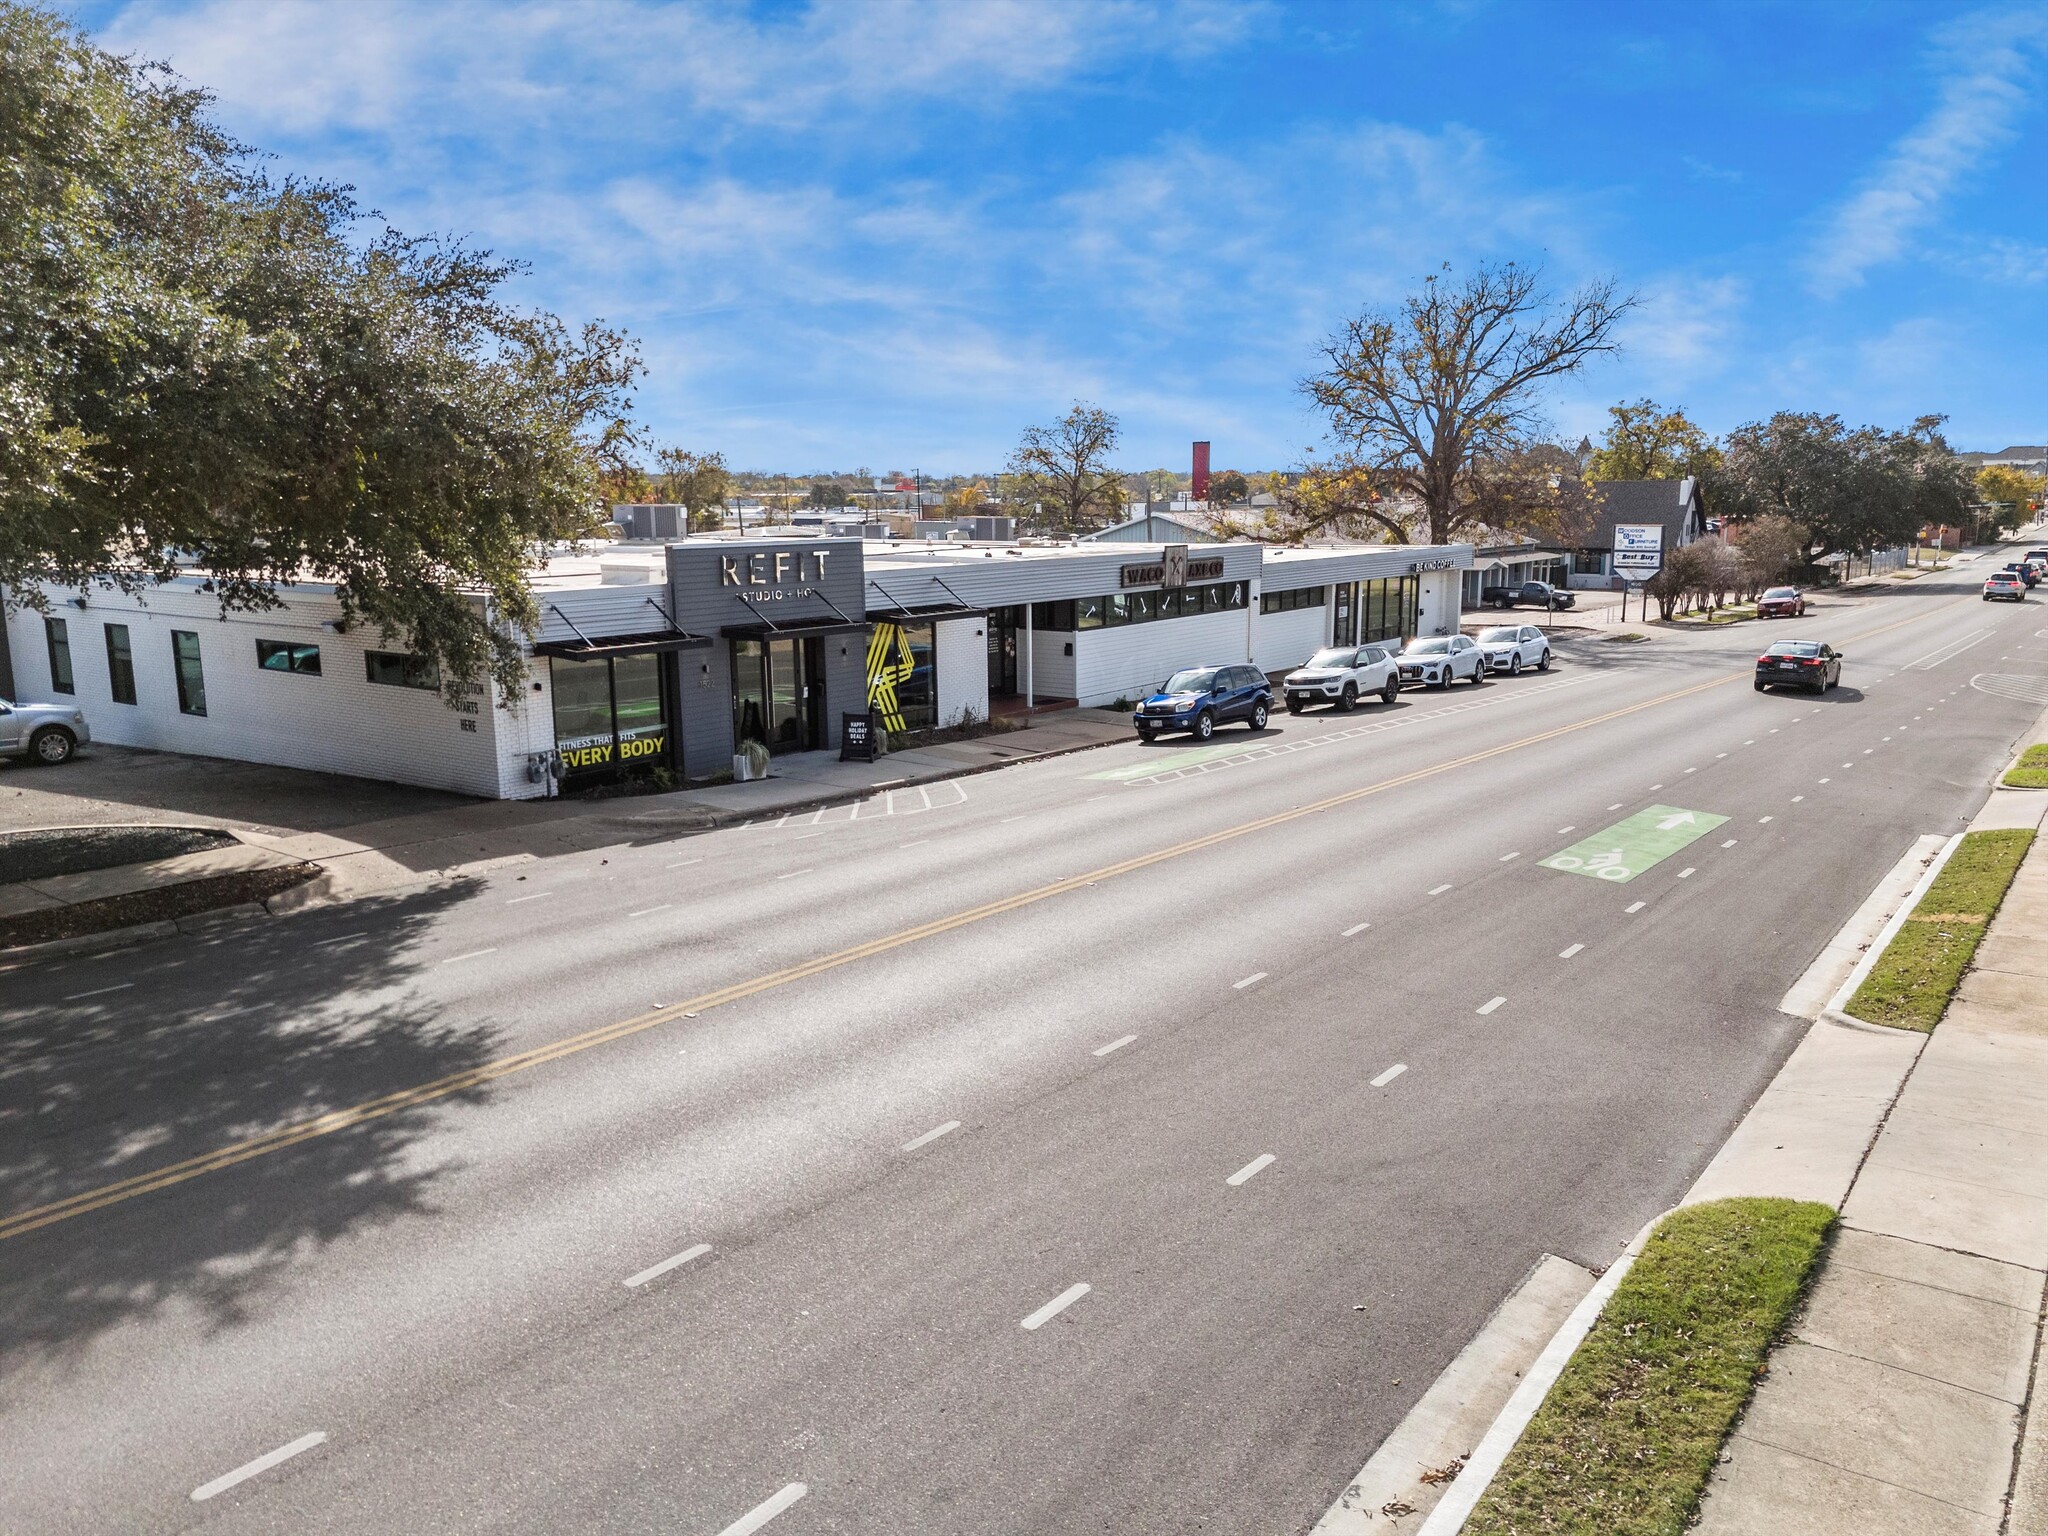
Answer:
[0, 881, 498, 1368]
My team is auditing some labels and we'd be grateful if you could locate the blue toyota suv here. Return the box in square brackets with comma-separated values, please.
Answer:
[1134, 664, 1272, 742]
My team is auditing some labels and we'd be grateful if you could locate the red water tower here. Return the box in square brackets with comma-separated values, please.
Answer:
[1192, 441, 1211, 501]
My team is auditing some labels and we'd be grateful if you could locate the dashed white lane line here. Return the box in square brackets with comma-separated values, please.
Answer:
[1001, 815, 1027, 823]
[1759, 815, 1774, 824]
[902, 1120, 961, 1152]
[315, 930, 371, 942]
[667, 859, 702, 870]
[1476, 996, 1506, 1015]
[716, 1482, 808, 1536]
[504, 893, 549, 905]
[624, 1243, 711, 1290]
[1499, 851, 1521, 862]
[1650, 783, 1664, 790]
[776, 869, 814, 880]
[1233, 971, 1268, 990]
[1818, 778, 1831, 784]
[1677, 867, 1696, 879]
[1428, 884, 1453, 896]
[1744, 739, 1755, 745]
[1607, 802, 1623, 810]
[1559, 943, 1584, 959]
[1093, 1034, 1137, 1057]
[1683, 767, 1697, 774]
[1792, 794, 1805, 802]
[899, 840, 928, 850]
[1226, 1153, 1276, 1187]
[190, 1432, 327, 1502]
[63, 983, 134, 1001]
[1769, 728, 1780, 734]
[1021, 1283, 1091, 1330]
[441, 948, 498, 966]
[1342, 922, 1372, 937]
[793, 830, 828, 841]
[1556, 825, 1575, 834]
[1371, 1063, 1407, 1087]
[1721, 838, 1738, 848]
[629, 904, 673, 918]
[1626, 901, 1646, 913]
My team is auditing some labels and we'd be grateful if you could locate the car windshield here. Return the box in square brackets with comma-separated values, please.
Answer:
[1763, 587, 1797, 599]
[1765, 641, 1822, 656]
[1161, 669, 1218, 694]
[1405, 638, 1451, 656]
[1303, 648, 1356, 669]
[1477, 627, 1519, 643]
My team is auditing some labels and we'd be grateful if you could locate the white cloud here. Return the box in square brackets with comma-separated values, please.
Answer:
[1615, 274, 1747, 376]
[1807, 7, 2048, 295]
[100, 0, 1262, 138]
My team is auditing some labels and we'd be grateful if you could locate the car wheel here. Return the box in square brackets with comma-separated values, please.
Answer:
[1248, 700, 1269, 731]
[29, 726, 75, 765]
[1468, 660, 1485, 685]
[1381, 676, 1399, 705]
[1137, 726, 1157, 743]
[1284, 696, 1300, 713]
[1754, 678, 1768, 692]
[1191, 710, 1214, 741]
[1508, 654, 1522, 676]
[1429, 669, 1448, 690]
[1537, 649, 1551, 671]
[1338, 683, 1357, 713]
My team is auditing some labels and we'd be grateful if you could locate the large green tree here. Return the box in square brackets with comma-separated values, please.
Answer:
[1004, 403, 1126, 532]
[1585, 398, 1721, 482]
[1712, 413, 1975, 561]
[0, 5, 639, 696]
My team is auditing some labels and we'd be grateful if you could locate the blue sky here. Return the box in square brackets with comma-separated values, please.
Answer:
[72, 0, 2048, 473]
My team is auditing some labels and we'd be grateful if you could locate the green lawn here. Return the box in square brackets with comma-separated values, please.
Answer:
[2004, 743, 2048, 789]
[1464, 1199, 1835, 1536]
[1845, 828, 2035, 1030]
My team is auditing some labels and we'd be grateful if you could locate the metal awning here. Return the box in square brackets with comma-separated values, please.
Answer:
[865, 601, 986, 623]
[720, 618, 871, 642]
[531, 627, 711, 659]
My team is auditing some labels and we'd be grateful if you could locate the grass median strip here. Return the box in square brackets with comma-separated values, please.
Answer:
[1465, 1197, 1834, 1536]
[1845, 827, 2035, 1031]
[2003, 742, 2048, 788]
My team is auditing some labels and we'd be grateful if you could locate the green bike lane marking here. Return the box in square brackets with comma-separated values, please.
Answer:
[1086, 737, 1275, 780]
[1539, 804, 1730, 883]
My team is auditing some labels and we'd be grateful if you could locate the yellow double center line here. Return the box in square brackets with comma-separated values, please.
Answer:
[0, 589, 1985, 1242]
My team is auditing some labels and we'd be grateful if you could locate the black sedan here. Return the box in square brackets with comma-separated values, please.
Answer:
[1755, 639, 1842, 693]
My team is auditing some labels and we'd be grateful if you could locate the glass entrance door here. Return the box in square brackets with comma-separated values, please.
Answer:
[734, 636, 823, 754]
[988, 605, 1021, 697]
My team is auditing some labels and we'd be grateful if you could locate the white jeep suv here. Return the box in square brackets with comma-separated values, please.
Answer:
[1475, 624, 1552, 675]
[1282, 644, 1402, 712]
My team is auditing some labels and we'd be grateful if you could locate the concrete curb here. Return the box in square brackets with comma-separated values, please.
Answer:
[1815, 831, 1964, 1026]
[1413, 1215, 1665, 1535]
[0, 918, 182, 961]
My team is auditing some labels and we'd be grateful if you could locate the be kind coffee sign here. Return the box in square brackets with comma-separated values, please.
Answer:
[719, 548, 835, 599]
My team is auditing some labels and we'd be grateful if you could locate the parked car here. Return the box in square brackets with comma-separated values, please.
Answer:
[1754, 639, 1843, 693]
[2000, 562, 2040, 588]
[1474, 624, 1552, 675]
[1281, 644, 1401, 712]
[1756, 586, 1807, 618]
[2024, 548, 2048, 572]
[0, 697, 90, 764]
[1134, 664, 1272, 741]
[1479, 579, 1575, 611]
[1394, 634, 1487, 689]
[1985, 572, 2028, 602]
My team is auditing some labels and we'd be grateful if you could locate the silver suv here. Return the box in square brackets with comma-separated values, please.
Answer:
[0, 697, 91, 764]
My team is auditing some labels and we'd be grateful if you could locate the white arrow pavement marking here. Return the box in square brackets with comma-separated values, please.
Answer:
[716, 1482, 808, 1536]
[1021, 1283, 1091, 1330]
[1226, 1154, 1276, 1187]
[902, 1121, 960, 1152]
[191, 1432, 326, 1501]
[1656, 812, 1697, 830]
[1371, 1063, 1407, 1087]
[624, 1244, 711, 1289]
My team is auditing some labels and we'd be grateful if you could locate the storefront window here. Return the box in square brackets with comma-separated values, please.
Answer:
[551, 653, 670, 780]
[896, 621, 935, 731]
[1359, 577, 1419, 643]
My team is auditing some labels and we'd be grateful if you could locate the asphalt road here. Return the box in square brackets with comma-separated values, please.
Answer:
[4, 553, 2046, 1535]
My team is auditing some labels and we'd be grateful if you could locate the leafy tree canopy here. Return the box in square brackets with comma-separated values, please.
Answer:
[1976, 464, 2045, 531]
[1586, 398, 1722, 482]
[1004, 403, 1126, 533]
[0, 5, 639, 697]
